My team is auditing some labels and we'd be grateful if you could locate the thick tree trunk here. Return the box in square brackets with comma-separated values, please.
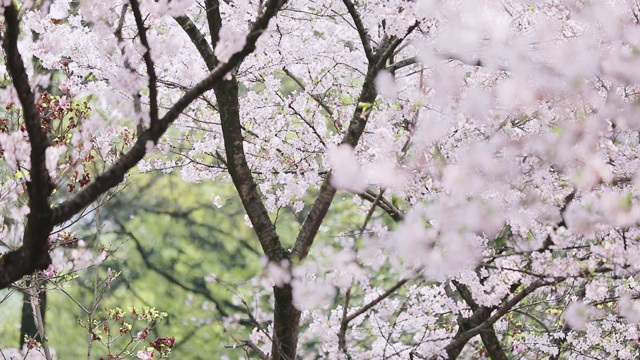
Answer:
[271, 285, 301, 360]
[215, 76, 296, 358]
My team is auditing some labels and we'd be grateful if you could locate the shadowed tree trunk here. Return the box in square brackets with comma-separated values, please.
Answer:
[20, 289, 46, 347]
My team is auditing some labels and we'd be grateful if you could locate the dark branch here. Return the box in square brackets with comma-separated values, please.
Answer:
[387, 56, 417, 72]
[281, 67, 334, 116]
[292, 32, 404, 261]
[452, 281, 509, 360]
[118, 224, 254, 320]
[341, 0, 374, 63]
[205, 0, 223, 63]
[0, 4, 55, 288]
[176, 0, 286, 262]
[216, 78, 285, 261]
[130, 0, 159, 131]
[359, 189, 404, 222]
[173, 14, 216, 69]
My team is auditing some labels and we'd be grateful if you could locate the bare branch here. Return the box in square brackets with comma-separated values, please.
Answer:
[359, 189, 404, 222]
[241, 340, 269, 360]
[337, 286, 352, 354]
[346, 277, 410, 324]
[116, 223, 252, 320]
[28, 286, 52, 360]
[359, 189, 383, 237]
[387, 56, 417, 72]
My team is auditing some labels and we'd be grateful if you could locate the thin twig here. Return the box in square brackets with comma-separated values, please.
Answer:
[346, 277, 411, 324]
[359, 189, 384, 237]
[282, 67, 334, 116]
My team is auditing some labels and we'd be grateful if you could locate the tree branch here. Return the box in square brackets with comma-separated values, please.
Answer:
[178, 0, 286, 262]
[130, 0, 159, 131]
[387, 56, 417, 72]
[174, 7, 297, 359]
[216, 77, 285, 261]
[114, 4, 144, 134]
[117, 223, 256, 321]
[281, 67, 334, 116]
[443, 279, 551, 358]
[173, 14, 216, 69]
[205, 0, 223, 62]
[359, 189, 404, 222]
[291, 33, 403, 261]
[0, 3, 55, 288]
[240, 340, 269, 360]
[341, 0, 374, 63]
[374, 23, 420, 72]
[347, 277, 409, 324]
[451, 281, 509, 360]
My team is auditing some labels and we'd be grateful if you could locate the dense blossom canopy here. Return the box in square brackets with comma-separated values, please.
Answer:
[3, 0, 640, 359]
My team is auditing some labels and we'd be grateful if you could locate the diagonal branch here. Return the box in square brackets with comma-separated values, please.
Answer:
[291, 32, 408, 261]
[347, 277, 410, 324]
[374, 23, 420, 72]
[359, 189, 404, 222]
[387, 56, 417, 72]
[281, 67, 334, 116]
[173, 15, 216, 69]
[180, 6, 300, 359]
[118, 223, 250, 320]
[451, 281, 509, 360]
[175, 0, 286, 262]
[341, 0, 374, 63]
[1, 0, 286, 290]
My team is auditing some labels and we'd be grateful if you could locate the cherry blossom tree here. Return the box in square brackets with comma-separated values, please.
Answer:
[4, 0, 640, 359]
[0, 0, 284, 285]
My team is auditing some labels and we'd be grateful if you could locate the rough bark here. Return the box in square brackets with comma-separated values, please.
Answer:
[0, 3, 55, 287]
[271, 284, 301, 360]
